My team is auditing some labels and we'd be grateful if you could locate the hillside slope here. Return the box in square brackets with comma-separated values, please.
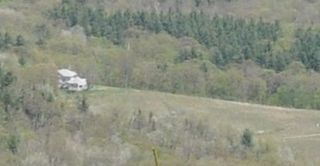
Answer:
[1, 0, 320, 110]
[85, 86, 320, 165]
[1, 84, 320, 165]
[1, 1, 320, 165]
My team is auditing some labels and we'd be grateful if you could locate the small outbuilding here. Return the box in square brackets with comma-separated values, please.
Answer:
[58, 69, 88, 91]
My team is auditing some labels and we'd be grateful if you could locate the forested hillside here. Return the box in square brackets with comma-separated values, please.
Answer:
[1, 0, 320, 165]
[35, 0, 320, 109]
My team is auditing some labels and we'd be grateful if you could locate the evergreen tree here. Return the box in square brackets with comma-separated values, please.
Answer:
[4, 32, 12, 49]
[15, 35, 25, 46]
[50, 1, 283, 68]
[241, 128, 253, 148]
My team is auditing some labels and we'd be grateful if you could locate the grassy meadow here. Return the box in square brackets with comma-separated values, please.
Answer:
[82, 86, 320, 165]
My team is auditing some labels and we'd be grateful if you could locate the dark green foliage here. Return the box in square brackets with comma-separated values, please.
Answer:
[7, 134, 20, 154]
[0, 32, 24, 50]
[15, 35, 25, 46]
[241, 128, 253, 148]
[4, 32, 12, 49]
[50, 1, 282, 69]
[48, 0, 320, 110]
[18, 56, 26, 66]
[292, 28, 320, 71]
[0, 67, 16, 113]
[0, 71, 15, 89]
[46, 93, 54, 103]
[175, 47, 202, 63]
[194, 0, 202, 7]
[131, 109, 146, 131]
[3, 91, 12, 113]
[78, 95, 89, 113]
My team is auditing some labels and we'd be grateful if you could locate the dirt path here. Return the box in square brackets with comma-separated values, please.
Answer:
[283, 133, 320, 140]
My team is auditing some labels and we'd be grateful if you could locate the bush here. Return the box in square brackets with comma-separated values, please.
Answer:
[78, 95, 89, 113]
[7, 134, 19, 154]
[241, 128, 253, 148]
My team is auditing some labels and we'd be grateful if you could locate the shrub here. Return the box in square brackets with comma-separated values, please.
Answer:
[7, 134, 19, 154]
[78, 95, 89, 113]
[241, 128, 253, 148]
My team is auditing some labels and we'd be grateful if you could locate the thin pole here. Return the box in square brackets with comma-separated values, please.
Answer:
[152, 147, 159, 166]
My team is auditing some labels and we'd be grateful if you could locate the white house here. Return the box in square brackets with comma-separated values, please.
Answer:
[58, 69, 88, 91]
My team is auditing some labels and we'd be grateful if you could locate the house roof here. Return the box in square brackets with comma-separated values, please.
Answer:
[58, 69, 77, 77]
[67, 76, 87, 85]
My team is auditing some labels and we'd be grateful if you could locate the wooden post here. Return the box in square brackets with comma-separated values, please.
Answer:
[152, 147, 159, 166]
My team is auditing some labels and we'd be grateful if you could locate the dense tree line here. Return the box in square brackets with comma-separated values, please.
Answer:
[48, 0, 320, 110]
[50, 0, 287, 69]
[292, 28, 320, 71]
[50, 0, 320, 72]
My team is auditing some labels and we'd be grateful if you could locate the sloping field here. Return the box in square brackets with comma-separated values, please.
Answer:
[86, 86, 320, 165]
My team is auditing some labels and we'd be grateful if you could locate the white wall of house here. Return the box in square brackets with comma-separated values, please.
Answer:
[58, 69, 88, 91]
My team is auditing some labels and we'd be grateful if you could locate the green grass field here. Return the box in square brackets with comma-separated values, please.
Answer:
[84, 86, 320, 165]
